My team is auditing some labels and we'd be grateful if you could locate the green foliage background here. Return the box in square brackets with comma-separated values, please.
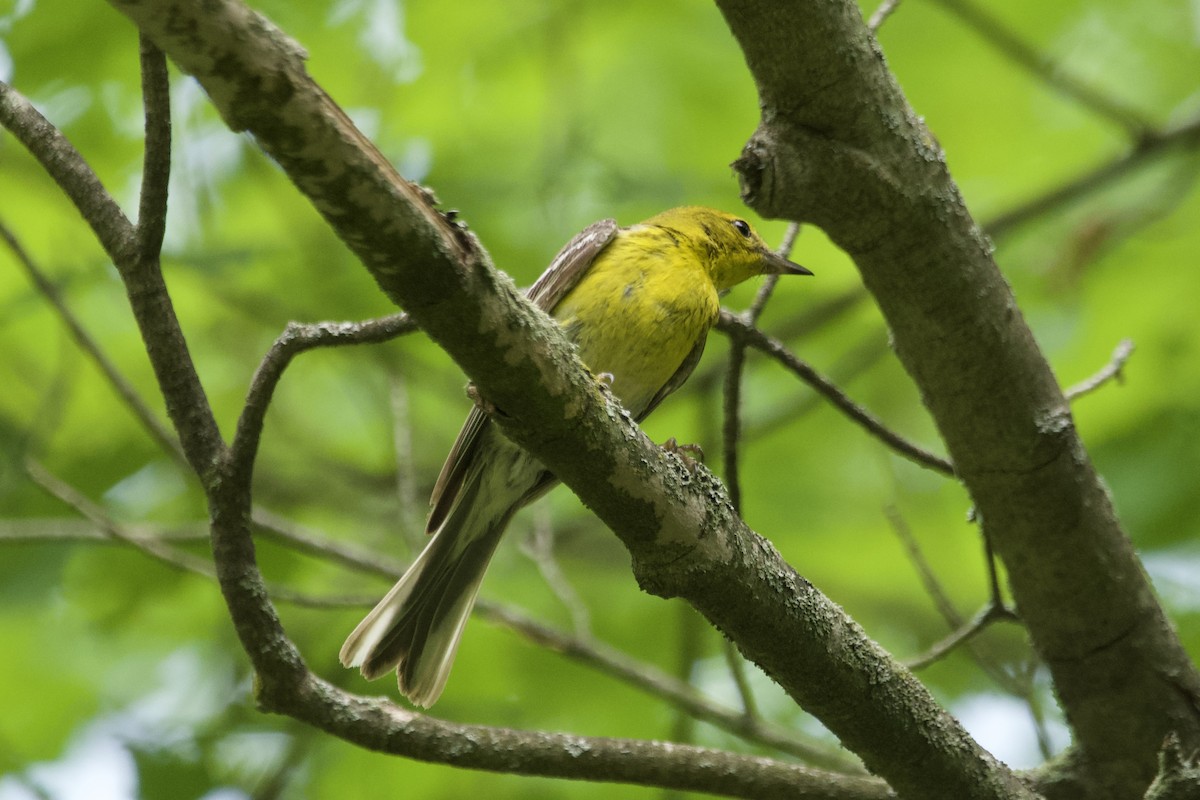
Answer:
[1, 0, 1198, 797]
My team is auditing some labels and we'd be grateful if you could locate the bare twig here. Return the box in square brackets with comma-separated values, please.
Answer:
[2, 501, 847, 763]
[1065, 339, 1134, 402]
[720, 313, 955, 475]
[668, 605, 706, 752]
[250, 506, 406, 579]
[885, 505, 963, 627]
[387, 369, 423, 547]
[722, 640, 760, 720]
[982, 528, 1005, 609]
[265, 501, 855, 763]
[745, 222, 802, 324]
[24, 458, 381, 609]
[25, 457, 215, 577]
[231, 316, 418, 482]
[0, 81, 137, 262]
[2, 78, 223, 479]
[253, 510, 857, 766]
[521, 509, 592, 637]
[0, 518, 207, 544]
[905, 602, 1019, 671]
[868, 0, 904, 31]
[721, 222, 802, 540]
[137, 34, 171, 257]
[721, 339, 749, 512]
[474, 601, 860, 771]
[886, 507, 1024, 691]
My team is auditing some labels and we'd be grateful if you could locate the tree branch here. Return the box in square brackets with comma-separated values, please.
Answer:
[104, 1, 1033, 796]
[136, 34, 171, 257]
[1064, 339, 1134, 402]
[0, 78, 225, 479]
[719, 313, 955, 475]
[281, 679, 893, 800]
[716, 0, 1200, 794]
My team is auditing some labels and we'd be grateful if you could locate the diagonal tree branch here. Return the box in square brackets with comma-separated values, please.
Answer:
[715, 1, 1200, 796]
[100, 1, 1035, 797]
[719, 313, 954, 475]
[0, 79, 225, 479]
[136, 34, 172, 257]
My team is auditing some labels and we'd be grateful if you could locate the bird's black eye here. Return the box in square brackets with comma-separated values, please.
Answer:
[732, 218, 752, 237]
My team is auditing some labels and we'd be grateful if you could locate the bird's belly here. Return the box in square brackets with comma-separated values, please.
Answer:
[563, 288, 716, 416]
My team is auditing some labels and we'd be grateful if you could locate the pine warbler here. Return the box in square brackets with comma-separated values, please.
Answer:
[341, 207, 810, 706]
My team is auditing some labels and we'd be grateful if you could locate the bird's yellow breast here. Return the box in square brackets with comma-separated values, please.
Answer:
[552, 227, 720, 417]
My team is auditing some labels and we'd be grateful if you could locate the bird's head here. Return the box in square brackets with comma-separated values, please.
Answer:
[645, 206, 811, 292]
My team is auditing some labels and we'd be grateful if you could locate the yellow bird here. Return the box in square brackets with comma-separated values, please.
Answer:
[340, 207, 810, 706]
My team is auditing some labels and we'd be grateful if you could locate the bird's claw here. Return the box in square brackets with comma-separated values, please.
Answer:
[662, 437, 705, 472]
[467, 382, 509, 418]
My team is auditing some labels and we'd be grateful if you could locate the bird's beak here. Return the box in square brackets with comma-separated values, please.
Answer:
[760, 249, 813, 276]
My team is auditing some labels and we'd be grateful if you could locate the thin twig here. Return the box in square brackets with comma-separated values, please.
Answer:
[1021, 658, 1056, 760]
[721, 339, 748, 513]
[230, 315, 418, 485]
[722, 640, 760, 720]
[745, 222, 802, 325]
[254, 509, 855, 765]
[0, 518, 208, 544]
[250, 725, 313, 800]
[0, 81, 138, 262]
[387, 368, 423, 547]
[5, 502, 843, 760]
[250, 507, 408, 579]
[720, 223, 802, 548]
[886, 507, 1024, 691]
[714, 224, 803, 726]
[521, 508, 592, 637]
[137, 35, 172, 258]
[1065, 339, 1134, 402]
[0, 232, 422, 574]
[25, 457, 216, 578]
[868, 0, 904, 31]
[692, 287, 869, 394]
[746, 327, 889, 434]
[3, 215, 424, 587]
[905, 602, 1019, 671]
[927, 0, 1153, 138]
[257, 503, 848, 763]
[3, 78, 224, 478]
[885, 505, 963, 627]
[24, 458, 380, 609]
[720, 313, 955, 475]
[474, 602, 861, 771]
[668, 605, 706, 753]
[982, 527, 1005, 608]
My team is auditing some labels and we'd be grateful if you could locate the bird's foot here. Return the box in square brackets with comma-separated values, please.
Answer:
[467, 382, 509, 418]
[662, 437, 705, 472]
[594, 371, 616, 395]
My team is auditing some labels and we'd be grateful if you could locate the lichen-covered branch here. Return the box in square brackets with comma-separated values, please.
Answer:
[100, 0, 1036, 797]
[715, 1, 1200, 796]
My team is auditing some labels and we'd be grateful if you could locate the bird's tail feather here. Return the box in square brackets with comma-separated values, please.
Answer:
[339, 477, 511, 708]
